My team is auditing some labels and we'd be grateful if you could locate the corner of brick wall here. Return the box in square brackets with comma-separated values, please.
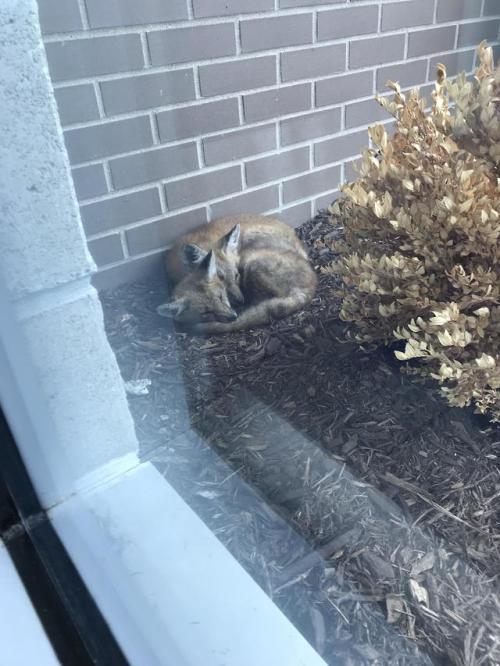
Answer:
[37, 0, 500, 288]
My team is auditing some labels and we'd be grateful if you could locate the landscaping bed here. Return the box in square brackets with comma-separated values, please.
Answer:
[101, 210, 500, 665]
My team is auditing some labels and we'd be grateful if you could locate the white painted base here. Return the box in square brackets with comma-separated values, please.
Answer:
[50, 461, 327, 666]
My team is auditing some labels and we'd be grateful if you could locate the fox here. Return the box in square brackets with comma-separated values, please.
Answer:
[156, 214, 317, 334]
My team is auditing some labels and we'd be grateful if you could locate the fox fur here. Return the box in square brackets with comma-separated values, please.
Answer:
[157, 214, 317, 333]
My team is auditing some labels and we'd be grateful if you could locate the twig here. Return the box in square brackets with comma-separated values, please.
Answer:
[383, 472, 488, 535]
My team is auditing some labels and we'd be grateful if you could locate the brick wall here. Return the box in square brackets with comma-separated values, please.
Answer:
[38, 0, 500, 288]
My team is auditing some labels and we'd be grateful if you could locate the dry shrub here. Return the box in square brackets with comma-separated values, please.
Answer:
[326, 42, 500, 421]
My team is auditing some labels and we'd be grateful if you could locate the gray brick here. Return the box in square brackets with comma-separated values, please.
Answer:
[283, 165, 340, 203]
[126, 209, 208, 255]
[429, 50, 475, 79]
[37, 0, 83, 34]
[281, 0, 342, 6]
[88, 234, 124, 267]
[281, 44, 345, 82]
[80, 188, 162, 235]
[148, 24, 236, 66]
[193, 0, 274, 18]
[317, 6, 378, 41]
[381, 0, 434, 31]
[157, 99, 240, 143]
[85, 0, 188, 28]
[71, 165, 108, 201]
[344, 159, 359, 183]
[241, 14, 312, 53]
[279, 201, 312, 228]
[315, 190, 340, 212]
[165, 166, 242, 209]
[408, 26, 456, 57]
[91, 253, 164, 291]
[316, 71, 372, 107]
[383, 119, 397, 137]
[484, 0, 500, 16]
[203, 124, 276, 166]
[199, 56, 276, 96]
[436, 0, 481, 22]
[350, 34, 405, 69]
[457, 20, 500, 47]
[54, 85, 99, 126]
[245, 147, 310, 187]
[377, 60, 428, 91]
[345, 97, 388, 129]
[281, 108, 341, 146]
[110, 143, 199, 190]
[211, 186, 279, 218]
[243, 84, 311, 122]
[419, 83, 435, 104]
[100, 70, 195, 115]
[64, 116, 153, 164]
[314, 130, 367, 167]
[45, 35, 144, 82]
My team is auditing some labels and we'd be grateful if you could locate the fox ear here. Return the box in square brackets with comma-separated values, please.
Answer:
[183, 243, 207, 266]
[221, 224, 240, 254]
[156, 298, 187, 318]
[200, 249, 217, 281]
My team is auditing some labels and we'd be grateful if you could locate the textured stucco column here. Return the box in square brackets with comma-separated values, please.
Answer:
[0, 0, 138, 507]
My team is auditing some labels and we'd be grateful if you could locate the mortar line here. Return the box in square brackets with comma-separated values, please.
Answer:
[49, 0, 473, 42]
[76, 0, 90, 30]
[149, 112, 160, 144]
[119, 231, 130, 258]
[237, 96, 245, 124]
[193, 64, 201, 98]
[158, 184, 168, 214]
[93, 81, 106, 119]
[42, 14, 491, 44]
[234, 20, 242, 55]
[196, 139, 205, 168]
[140, 32, 152, 68]
[102, 161, 114, 192]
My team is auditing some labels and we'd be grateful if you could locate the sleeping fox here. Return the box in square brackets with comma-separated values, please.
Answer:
[156, 214, 317, 333]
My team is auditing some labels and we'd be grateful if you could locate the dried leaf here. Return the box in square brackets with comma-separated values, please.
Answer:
[409, 579, 429, 606]
[386, 594, 406, 624]
[410, 551, 435, 577]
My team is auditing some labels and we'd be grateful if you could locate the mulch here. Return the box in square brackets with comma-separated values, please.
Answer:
[101, 209, 500, 666]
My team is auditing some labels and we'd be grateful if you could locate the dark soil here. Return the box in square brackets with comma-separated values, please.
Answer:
[101, 210, 500, 666]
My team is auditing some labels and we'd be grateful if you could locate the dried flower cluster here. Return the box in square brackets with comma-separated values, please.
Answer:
[326, 42, 500, 421]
